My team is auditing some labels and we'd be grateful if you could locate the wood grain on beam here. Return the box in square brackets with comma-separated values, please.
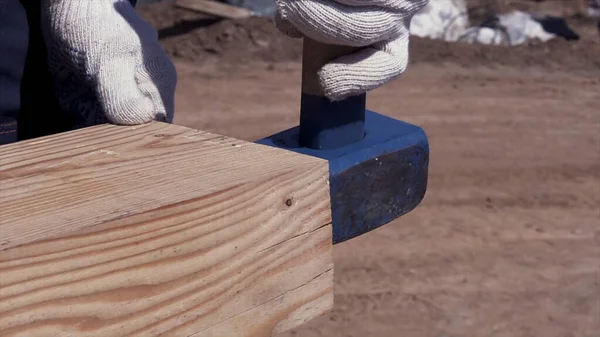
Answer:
[0, 122, 333, 337]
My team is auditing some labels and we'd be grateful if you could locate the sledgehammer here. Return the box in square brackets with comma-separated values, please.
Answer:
[258, 38, 429, 244]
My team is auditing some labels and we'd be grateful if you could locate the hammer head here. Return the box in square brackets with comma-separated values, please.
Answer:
[257, 38, 429, 244]
[257, 107, 429, 244]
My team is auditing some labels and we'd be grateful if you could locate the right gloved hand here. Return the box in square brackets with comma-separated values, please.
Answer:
[274, 0, 428, 101]
[40, 0, 177, 127]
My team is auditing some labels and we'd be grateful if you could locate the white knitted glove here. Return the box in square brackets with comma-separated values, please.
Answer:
[275, 0, 428, 101]
[40, 0, 176, 126]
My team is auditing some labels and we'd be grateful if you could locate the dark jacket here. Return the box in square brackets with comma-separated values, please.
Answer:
[0, 0, 137, 145]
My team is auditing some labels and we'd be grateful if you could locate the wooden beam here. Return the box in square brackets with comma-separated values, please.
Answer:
[174, 0, 253, 19]
[0, 122, 333, 336]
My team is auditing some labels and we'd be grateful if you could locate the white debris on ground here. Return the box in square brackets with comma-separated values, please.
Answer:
[409, 0, 576, 46]
[589, 0, 600, 17]
[409, 0, 470, 42]
[460, 11, 557, 45]
[146, 0, 591, 44]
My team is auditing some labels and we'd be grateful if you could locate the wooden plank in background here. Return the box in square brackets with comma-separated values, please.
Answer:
[0, 122, 333, 337]
[174, 0, 253, 19]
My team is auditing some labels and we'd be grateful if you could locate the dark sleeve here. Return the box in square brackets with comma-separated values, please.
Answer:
[17, 0, 138, 141]
[18, 0, 76, 141]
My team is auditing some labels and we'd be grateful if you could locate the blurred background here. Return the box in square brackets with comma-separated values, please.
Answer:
[135, 0, 599, 336]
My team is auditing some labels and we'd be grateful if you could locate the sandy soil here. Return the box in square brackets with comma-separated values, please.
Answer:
[172, 62, 600, 337]
[138, 3, 600, 336]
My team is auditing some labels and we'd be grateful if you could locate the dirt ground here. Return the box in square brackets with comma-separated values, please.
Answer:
[138, 2, 599, 337]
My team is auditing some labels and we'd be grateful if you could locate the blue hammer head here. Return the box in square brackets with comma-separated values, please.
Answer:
[258, 39, 429, 244]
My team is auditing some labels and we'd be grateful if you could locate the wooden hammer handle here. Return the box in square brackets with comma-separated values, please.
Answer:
[299, 38, 367, 150]
[301, 39, 361, 97]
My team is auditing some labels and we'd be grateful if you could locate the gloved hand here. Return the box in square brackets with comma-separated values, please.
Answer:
[40, 0, 176, 126]
[275, 0, 428, 101]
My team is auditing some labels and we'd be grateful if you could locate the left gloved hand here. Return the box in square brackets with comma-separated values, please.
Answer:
[275, 0, 429, 101]
[40, 0, 177, 126]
